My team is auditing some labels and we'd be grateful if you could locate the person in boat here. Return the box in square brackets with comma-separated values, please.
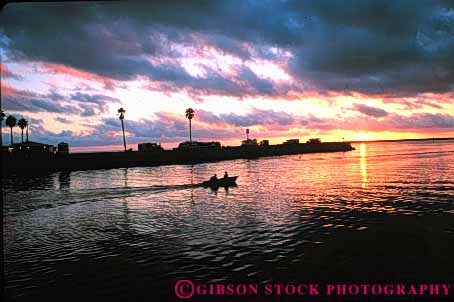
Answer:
[223, 171, 229, 178]
[209, 174, 218, 182]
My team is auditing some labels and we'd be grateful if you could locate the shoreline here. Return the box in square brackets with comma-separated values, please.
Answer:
[2, 142, 354, 175]
[346, 137, 454, 144]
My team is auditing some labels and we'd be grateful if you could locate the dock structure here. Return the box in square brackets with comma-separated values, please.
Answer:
[2, 141, 354, 175]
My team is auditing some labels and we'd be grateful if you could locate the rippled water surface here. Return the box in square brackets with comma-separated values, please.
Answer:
[3, 140, 454, 300]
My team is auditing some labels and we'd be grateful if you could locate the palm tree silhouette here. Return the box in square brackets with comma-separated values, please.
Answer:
[5, 115, 17, 146]
[0, 110, 5, 146]
[118, 107, 127, 151]
[18, 118, 28, 143]
[185, 108, 195, 144]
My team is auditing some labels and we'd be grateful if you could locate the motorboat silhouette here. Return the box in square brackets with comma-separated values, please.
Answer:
[201, 176, 238, 188]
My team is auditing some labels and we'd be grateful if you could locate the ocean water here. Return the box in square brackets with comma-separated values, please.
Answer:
[3, 140, 454, 300]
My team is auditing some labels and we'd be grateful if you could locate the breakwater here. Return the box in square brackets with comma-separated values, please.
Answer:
[2, 142, 354, 175]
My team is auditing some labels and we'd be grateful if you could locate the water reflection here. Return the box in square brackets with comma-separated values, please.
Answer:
[58, 172, 71, 190]
[209, 184, 237, 195]
[123, 168, 128, 187]
[190, 165, 195, 204]
[360, 143, 368, 189]
[3, 140, 454, 301]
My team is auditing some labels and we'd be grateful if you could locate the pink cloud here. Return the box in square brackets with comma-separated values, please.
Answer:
[1, 63, 23, 80]
[1, 82, 20, 95]
[41, 63, 119, 90]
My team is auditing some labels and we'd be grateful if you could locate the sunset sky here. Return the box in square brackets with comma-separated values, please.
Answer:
[1, 1, 453, 150]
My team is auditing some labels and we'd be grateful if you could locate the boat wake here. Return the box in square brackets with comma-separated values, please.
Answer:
[4, 184, 200, 216]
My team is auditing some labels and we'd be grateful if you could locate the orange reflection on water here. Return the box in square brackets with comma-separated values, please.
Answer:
[360, 143, 368, 189]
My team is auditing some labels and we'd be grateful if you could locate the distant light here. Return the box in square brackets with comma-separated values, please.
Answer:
[355, 132, 373, 141]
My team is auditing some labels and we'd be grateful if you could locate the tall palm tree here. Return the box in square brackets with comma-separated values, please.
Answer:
[118, 107, 127, 151]
[5, 115, 17, 146]
[0, 110, 5, 146]
[18, 118, 28, 143]
[185, 108, 195, 144]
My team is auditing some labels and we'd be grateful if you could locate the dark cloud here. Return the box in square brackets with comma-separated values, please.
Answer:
[0, 0, 454, 101]
[2, 86, 121, 116]
[387, 112, 454, 129]
[80, 105, 96, 117]
[3, 90, 80, 114]
[3, 1, 453, 97]
[383, 96, 447, 110]
[70, 92, 119, 105]
[353, 103, 389, 117]
[70, 92, 120, 113]
[54, 117, 72, 124]
[197, 108, 296, 127]
[287, 1, 454, 95]
[0, 1, 241, 95]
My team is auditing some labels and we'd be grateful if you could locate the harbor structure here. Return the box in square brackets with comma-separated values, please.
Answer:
[138, 143, 163, 152]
